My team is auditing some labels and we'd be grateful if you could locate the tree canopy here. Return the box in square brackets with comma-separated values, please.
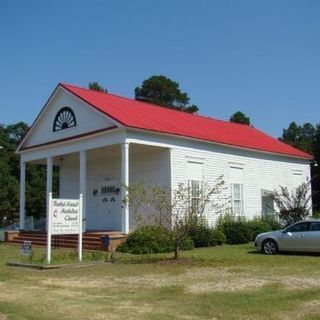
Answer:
[229, 111, 251, 125]
[0, 123, 28, 225]
[135, 75, 199, 113]
[0, 122, 58, 227]
[280, 121, 320, 213]
[280, 122, 316, 154]
[88, 82, 108, 93]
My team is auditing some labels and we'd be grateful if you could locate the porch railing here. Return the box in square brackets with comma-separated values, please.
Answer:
[0, 216, 46, 241]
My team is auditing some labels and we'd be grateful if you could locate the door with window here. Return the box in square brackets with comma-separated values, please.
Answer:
[94, 181, 121, 230]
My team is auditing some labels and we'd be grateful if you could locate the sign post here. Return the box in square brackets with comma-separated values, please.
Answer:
[47, 193, 83, 264]
[78, 194, 83, 262]
[47, 193, 52, 264]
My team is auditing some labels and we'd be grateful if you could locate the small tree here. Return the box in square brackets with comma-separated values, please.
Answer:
[272, 183, 311, 226]
[88, 82, 108, 93]
[229, 111, 251, 125]
[135, 75, 199, 113]
[124, 176, 229, 259]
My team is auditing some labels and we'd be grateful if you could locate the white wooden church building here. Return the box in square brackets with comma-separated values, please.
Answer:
[17, 83, 312, 233]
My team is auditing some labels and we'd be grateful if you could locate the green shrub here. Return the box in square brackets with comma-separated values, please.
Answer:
[180, 237, 194, 250]
[260, 214, 282, 230]
[216, 213, 249, 244]
[188, 221, 211, 247]
[273, 183, 311, 225]
[117, 225, 174, 254]
[217, 213, 283, 244]
[216, 213, 245, 231]
[188, 218, 226, 247]
[209, 230, 227, 245]
[246, 221, 271, 241]
[219, 220, 253, 244]
[116, 242, 130, 253]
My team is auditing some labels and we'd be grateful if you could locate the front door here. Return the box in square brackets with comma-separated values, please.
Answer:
[93, 181, 121, 230]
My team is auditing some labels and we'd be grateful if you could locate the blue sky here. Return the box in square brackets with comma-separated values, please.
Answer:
[0, 0, 319, 137]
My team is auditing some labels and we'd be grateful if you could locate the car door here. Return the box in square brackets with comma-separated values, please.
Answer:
[303, 222, 320, 252]
[279, 222, 311, 251]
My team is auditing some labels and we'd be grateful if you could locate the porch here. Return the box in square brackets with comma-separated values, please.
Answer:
[19, 142, 171, 234]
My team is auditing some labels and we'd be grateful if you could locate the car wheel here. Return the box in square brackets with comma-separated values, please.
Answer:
[262, 239, 278, 255]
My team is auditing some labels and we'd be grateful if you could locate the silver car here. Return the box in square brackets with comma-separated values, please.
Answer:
[255, 219, 320, 255]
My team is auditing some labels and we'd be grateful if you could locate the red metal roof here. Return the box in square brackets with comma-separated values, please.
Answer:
[60, 83, 312, 160]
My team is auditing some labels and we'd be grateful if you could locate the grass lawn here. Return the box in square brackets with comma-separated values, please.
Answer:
[1, 243, 320, 320]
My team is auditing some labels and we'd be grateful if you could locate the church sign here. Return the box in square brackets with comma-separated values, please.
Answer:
[51, 198, 81, 235]
[47, 193, 83, 264]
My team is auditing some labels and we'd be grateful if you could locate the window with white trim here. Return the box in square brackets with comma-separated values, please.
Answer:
[229, 165, 244, 215]
[187, 161, 203, 215]
[231, 183, 243, 215]
[188, 180, 202, 214]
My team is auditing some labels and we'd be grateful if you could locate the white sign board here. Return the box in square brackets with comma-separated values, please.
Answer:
[51, 199, 80, 235]
[47, 193, 83, 264]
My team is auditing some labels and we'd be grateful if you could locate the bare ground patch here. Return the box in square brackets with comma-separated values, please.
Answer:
[275, 299, 320, 320]
[36, 267, 320, 294]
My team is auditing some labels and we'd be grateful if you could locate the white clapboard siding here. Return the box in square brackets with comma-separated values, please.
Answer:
[171, 140, 310, 225]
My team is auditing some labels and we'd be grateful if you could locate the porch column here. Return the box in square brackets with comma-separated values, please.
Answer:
[19, 160, 26, 230]
[46, 157, 53, 231]
[121, 142, 129, 234]
[79, 150, 86, 231]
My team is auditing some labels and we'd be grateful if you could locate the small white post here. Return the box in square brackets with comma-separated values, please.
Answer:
[47, 192, 52, 264]
[19, 160, 26, 230]
[46, 157, 53, 231]
[79, 151, 86, 231]
[121, 142, 129, 234]
[78, 194, 83, 262]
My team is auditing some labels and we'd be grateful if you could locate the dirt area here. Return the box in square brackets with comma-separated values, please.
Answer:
[36, 266, 320, 295]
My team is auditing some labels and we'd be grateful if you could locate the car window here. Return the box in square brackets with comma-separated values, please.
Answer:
[287, 222, 310, 233]
[310, 222, 320, 231]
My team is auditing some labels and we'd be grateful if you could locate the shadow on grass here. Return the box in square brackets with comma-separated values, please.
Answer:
[247, 250, 261, 255]
[247, 249, 320, 257]
[112, 252, 202, 266]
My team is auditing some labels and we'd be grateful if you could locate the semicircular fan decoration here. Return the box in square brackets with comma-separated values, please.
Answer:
[53, 107, 77, 132]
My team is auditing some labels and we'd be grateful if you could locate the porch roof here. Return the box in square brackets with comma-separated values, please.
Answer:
[57, 83, 311, 160]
